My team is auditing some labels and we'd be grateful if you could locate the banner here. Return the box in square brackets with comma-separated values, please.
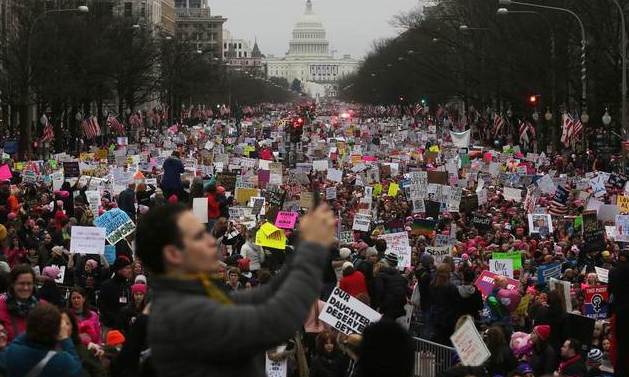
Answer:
[318, 287, 382, 335]
[69, 226, 106, 254]
[583, 285, 609, 320]
[274, 211, 298, 229]
[450, 316, 491, 367]
[474, 270, 520, 297]
[425, 246, 451, 264]
[93, 208, 135, 245]
[536, 263, 561, 285]
[450, 130, 470, 148]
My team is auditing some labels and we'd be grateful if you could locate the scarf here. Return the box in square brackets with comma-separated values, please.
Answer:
[7, 294, 38, 318]
[559, 354, 582, 373]
[168, 273, 233, 305]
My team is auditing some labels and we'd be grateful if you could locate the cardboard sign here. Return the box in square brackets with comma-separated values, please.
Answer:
[63, 161, 80, 178]
[584, 285, 609, 320]
[318, 287, 382, 335]
[325, 187, 337, 200]
[617, 195, 629, 213]
[378, 232, 412, 269]
[326, 168, 343, 183]
[450, 316, 491, 367]
[192, 198, 209, 223]
[595, 266, 609, 283]
[93, 208, 135, 245]
[69, 226, 106, 254]
[352, 214, 371, 232]
[265, 355, 287, 377]
[471, 215, 491, 231]
[275, 211, 298, 229]
[549, 278, 572, 312]
[424, 246, 451, 264]
[235, 188, 260, 205]
[474, 270, 520, 297]
[489, 259, 514, 278]
[255, 222, 286, 250]
[528, 213, 553, 234]
[85, 191, 101, 215]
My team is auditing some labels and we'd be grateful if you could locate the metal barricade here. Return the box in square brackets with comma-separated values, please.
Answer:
[413, 337, 457, 377]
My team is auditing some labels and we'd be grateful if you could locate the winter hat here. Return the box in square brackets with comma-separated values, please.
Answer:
[238, 257, 251, 272]
[339, 247, 352, 259]
[365, 247, 378, 258]
[217, 186, 226, 194]
[42, 265, 61, 280]
[6, 212, 16, 221]
[0, 225, 7, 242]
[384, 253, 398, 268]
[461, 253, 470, 261]
[85, 259, 98, 270]
[533, 325, 551, 342]
[357, 320, 414, 377]
[588, 348, 603, 363]
[517, 362, 534, 374]
[342, 261, 354, 272]
[0, 262, 9, 273]
[106, 330, 126, 347]
[168, 194, 178, 204]
[112, 256, 131, 272]
[420, 253, 434, 267]
[134, 274, 147, 284]
[131, 283, 147, 295]
[602, 250, 611, 258]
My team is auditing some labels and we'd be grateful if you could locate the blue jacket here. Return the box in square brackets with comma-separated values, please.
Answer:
[0, 335, 82, 377]
[162, 157, 185, 190]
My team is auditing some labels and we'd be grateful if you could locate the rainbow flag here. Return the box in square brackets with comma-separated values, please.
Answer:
[411, 219, 436, 237]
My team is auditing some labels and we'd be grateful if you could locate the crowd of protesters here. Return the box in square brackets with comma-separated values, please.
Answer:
[0, 102, 623, 377]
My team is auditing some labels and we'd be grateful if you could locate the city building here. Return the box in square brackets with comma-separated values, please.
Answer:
[175, 0, 226, 59]
[115, 0, 176, 35]
[264, 0, 360, 98]
[223, 30, 264, 74]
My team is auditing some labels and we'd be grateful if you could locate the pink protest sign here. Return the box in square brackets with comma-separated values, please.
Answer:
[0, 164, 12, 181]
[275, 211, 298, 229]
[474, 270, 520, 298]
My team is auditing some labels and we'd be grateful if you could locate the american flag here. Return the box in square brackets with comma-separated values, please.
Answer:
[129, 112, 143, 128]
[107, 115, 125, 135]
[519, 120, 535, 145]
[561, 113, 574, 147]
[81, 116, 101, 139]
[40, 115, 54, 143]
[493, 113, 505, 136]
[572, 115, 583, 140]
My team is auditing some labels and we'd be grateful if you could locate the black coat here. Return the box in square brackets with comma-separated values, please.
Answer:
[456, 285, 484, 320]
[310, 351, 348, 377]
[98, 274, 131, 328]
[373, 267, 408, 319]
[528, 343, 558, 376]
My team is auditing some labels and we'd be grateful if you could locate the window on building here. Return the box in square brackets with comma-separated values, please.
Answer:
[124, 2, 132, 17]
[238, 51, 241, 58]
[244, 52, 247, 57]
[238, 43, 242, 49]
[224, 43, 227, 49]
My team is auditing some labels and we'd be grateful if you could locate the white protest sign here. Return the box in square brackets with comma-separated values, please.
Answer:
[590, 175, 607, 198]
[326, 168, 343, 183]
[265, 354, 287, 377]
[192, 197, 209, 223]
[318, 287, 382, 335]
[489, 259, 514, 278]
[425, 246, 451, 264]
[538, 174, 556, 195]
[450, 316, 491, 367]
[503, 187, 522, 202]
[85, 191, 101, 215]
[313, 159, 328, 171]
[549, 278, 572, 312]
[325, 187, 337, 200]
[51, 265, 66, 284]
[595, 266, 609, 283]
[378, 232, 412, 269]
[69, 226, 106, 254]
[352, 214, 371, 232]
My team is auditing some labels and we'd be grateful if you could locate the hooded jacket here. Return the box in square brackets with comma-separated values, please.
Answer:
[456, 284, 483, 319]
[373, 267, 408, 319]
[0, 335, 82, 377]
[148, 241, 328, 377]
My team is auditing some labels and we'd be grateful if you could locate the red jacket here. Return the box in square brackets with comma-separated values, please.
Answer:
[339, 271, 368, 298]
[207, 193, 220, 219]
[0, 295, 45, 342]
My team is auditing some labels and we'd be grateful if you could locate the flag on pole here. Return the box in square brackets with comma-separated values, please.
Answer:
[519, 120, 535, 146]
[81, 116, 101, 139]
[41, 120, 54, 143]
[107, 115, 125, 135]
[571, 114, 583, 140]
[561, 113, 574, 147]
[493, 113, 505, 137]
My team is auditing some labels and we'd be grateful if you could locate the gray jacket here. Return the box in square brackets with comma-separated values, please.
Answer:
[148, 241, 328, 377]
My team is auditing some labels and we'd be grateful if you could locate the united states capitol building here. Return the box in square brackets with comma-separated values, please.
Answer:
[264, 0, 360, 99]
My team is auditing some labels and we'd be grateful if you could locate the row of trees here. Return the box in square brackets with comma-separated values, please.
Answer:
[0, 0, 294, 157]
[339, 0, 628, 141]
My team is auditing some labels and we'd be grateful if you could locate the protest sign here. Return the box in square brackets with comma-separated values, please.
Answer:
[251, 197, 265, 216]
[528, 214, 553, 234]
[617, 195, 629, 213]
[93, 208, 135, 245]
[352, 214, 371, 232]
[537, 263, 561, 285]
[503, 187, 523, 202]
[275, 211, 298, 229]
[255, 222, 286, 250]
[598, 205, 618, 223]
[85, 191, 101, 215]
[590, 175, 607, 198]
[450, 316, 491, 367]
[318, 287, 382, 335]
[326, 168, 343, 183]
[489, 259, 514, 278]
[325, 187, 337, 200]
[69, 226, 106, 254]
[300, 192, 314, 209]
[235, 188, 259, 205]
[583, 210, 605, 252]
[63, 161, 80, 178]
[425, 246, 451, 264]
[339, 231, 354, 244]
[434, 234, 450, 247]
[471, 215, 491, 231]
[584, 285, 609, 320]
[313, 159, 328, 171]
[216, 172, 238, 192]
[549, 278, 572, 312]
[192, 198, 209, 223]
[265, 354, 287, 377]
[595, 266, 609, 283]
[104, 245, 116, 265]
[474, 270, 520, 297]
[616, 214, 629, 242]
[378, 232, 412, 269]
[491, 251, 523, 270]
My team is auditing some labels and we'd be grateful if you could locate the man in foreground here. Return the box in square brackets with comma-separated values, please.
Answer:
[135, 203, 336, 377]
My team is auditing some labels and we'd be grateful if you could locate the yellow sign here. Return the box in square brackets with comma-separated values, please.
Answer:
[255, 222, 286, 250]
[244, 146, 256, 157]
[617, 195, 629, 213]
[388, 182, 400, 197]
[351, 154, 362, 165]
[235, 188, 259, 204]
[428, 145, 440, 153]
[373, 184, 383, 196]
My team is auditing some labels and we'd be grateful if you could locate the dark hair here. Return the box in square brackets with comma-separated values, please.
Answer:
[342, 265, 355, 277]
[68, 287, 92, 316]
[205, 184, 217, 194]
[9, 264, 36, 296]
[566, 338, 582, 354]
[59, 308, 80, 345]
[357, 320, 413, 377]
[135, 204, 187, 274]
[462, 268, 476, 284]
[26, 303, 61, 347]
[315, 331, 336, 354]
[374, 239, 387, 253]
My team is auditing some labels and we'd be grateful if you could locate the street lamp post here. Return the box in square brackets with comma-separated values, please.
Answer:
[604, 0, 627, 139]
[24, 6, 89, 157]
[499, 0, 587, 115]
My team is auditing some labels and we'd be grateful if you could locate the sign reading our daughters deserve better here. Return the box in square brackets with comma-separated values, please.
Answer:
[318, 287, 382, 335]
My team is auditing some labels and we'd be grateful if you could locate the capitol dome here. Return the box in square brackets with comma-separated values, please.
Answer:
[288, 0, 330, 58]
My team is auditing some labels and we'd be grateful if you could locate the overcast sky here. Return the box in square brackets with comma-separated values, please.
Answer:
[210, 0, 420, 59]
